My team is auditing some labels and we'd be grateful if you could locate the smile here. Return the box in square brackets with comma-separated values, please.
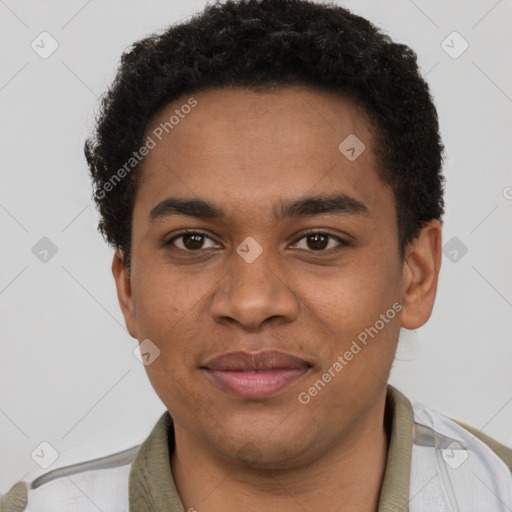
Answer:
[202, 350, 312, 399]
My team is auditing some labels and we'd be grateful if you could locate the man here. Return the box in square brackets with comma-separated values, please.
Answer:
[2, 0, 511, 510]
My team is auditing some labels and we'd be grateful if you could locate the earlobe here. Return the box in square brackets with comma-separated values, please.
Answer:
[400, 220, 442, 330]
[111, 250, 138, 339]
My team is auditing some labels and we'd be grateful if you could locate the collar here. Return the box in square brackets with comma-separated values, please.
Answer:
[129, 385, 415, 512]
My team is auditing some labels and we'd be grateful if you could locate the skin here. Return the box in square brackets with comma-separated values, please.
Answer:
[112, 85, 442, 511]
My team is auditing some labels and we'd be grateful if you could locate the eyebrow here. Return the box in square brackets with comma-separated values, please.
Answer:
[149, 193, 370, 222]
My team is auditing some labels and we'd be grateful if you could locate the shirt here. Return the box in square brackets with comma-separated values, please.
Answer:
[2, 385, 511, 511]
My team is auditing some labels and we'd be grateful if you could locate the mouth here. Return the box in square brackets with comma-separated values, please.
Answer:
[202, 350, 312, 399]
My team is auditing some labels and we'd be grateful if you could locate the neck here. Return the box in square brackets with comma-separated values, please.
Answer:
[171, 394, 390, 512]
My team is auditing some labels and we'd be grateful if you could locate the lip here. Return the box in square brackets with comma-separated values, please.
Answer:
[202, 350, 312, 399]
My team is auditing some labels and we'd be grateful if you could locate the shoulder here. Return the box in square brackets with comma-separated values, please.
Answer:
[1, 445, 140, 512]
[410, 399, 512, 509]
[411, 399, 512, 471]
[451, 417, 512, 472]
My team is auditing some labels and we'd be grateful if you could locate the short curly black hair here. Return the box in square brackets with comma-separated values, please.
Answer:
[85, 0, 444, 271]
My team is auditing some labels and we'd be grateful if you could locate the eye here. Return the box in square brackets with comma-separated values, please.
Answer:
[164, 229, 349, 253]
[290, 231, 349, 252]
[166, 230, 221, 251]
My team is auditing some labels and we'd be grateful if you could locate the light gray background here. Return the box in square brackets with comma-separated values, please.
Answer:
[1, 0, 511, 494]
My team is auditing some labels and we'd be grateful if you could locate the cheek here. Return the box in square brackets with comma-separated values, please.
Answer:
[129, 260, 219, 376]
[297, 254, 401, 333]
[131, 261, 199, 338]
[294, 255, 403, 386]
[131, 264, 206, 413]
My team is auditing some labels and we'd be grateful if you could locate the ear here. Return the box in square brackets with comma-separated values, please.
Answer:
[400, 219, 442, 330]
[112, 250, 138, 339]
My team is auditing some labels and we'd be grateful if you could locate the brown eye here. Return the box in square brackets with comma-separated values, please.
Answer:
[291, 232, 348, 252]
[167, 231, 220, 251]
[181, 233, 206, 250]
[306, 233, 329, 250]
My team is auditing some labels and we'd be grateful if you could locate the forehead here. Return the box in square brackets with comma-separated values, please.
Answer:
[134, 85, 390, 223]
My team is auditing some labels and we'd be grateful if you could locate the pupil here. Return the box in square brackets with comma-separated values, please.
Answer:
[184, 234, 204, 250]
[308, 233, 328, 250]
[181, 234, 329, 251]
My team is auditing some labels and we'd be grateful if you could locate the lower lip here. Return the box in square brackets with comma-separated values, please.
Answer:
[206, 368, 309, 399]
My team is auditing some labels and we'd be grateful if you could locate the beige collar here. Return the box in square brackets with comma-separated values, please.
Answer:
[129, 385, 414, 512]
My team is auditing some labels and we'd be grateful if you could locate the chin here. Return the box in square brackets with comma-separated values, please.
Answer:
[207, 414, 315, 468]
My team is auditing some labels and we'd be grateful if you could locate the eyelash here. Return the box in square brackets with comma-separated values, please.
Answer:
[164, 229, 350, 253]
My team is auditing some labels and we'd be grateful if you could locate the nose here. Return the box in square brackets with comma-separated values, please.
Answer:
[210, 247, 300, 332]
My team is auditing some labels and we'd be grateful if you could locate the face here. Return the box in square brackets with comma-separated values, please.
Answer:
[113, 86, 440, 468]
